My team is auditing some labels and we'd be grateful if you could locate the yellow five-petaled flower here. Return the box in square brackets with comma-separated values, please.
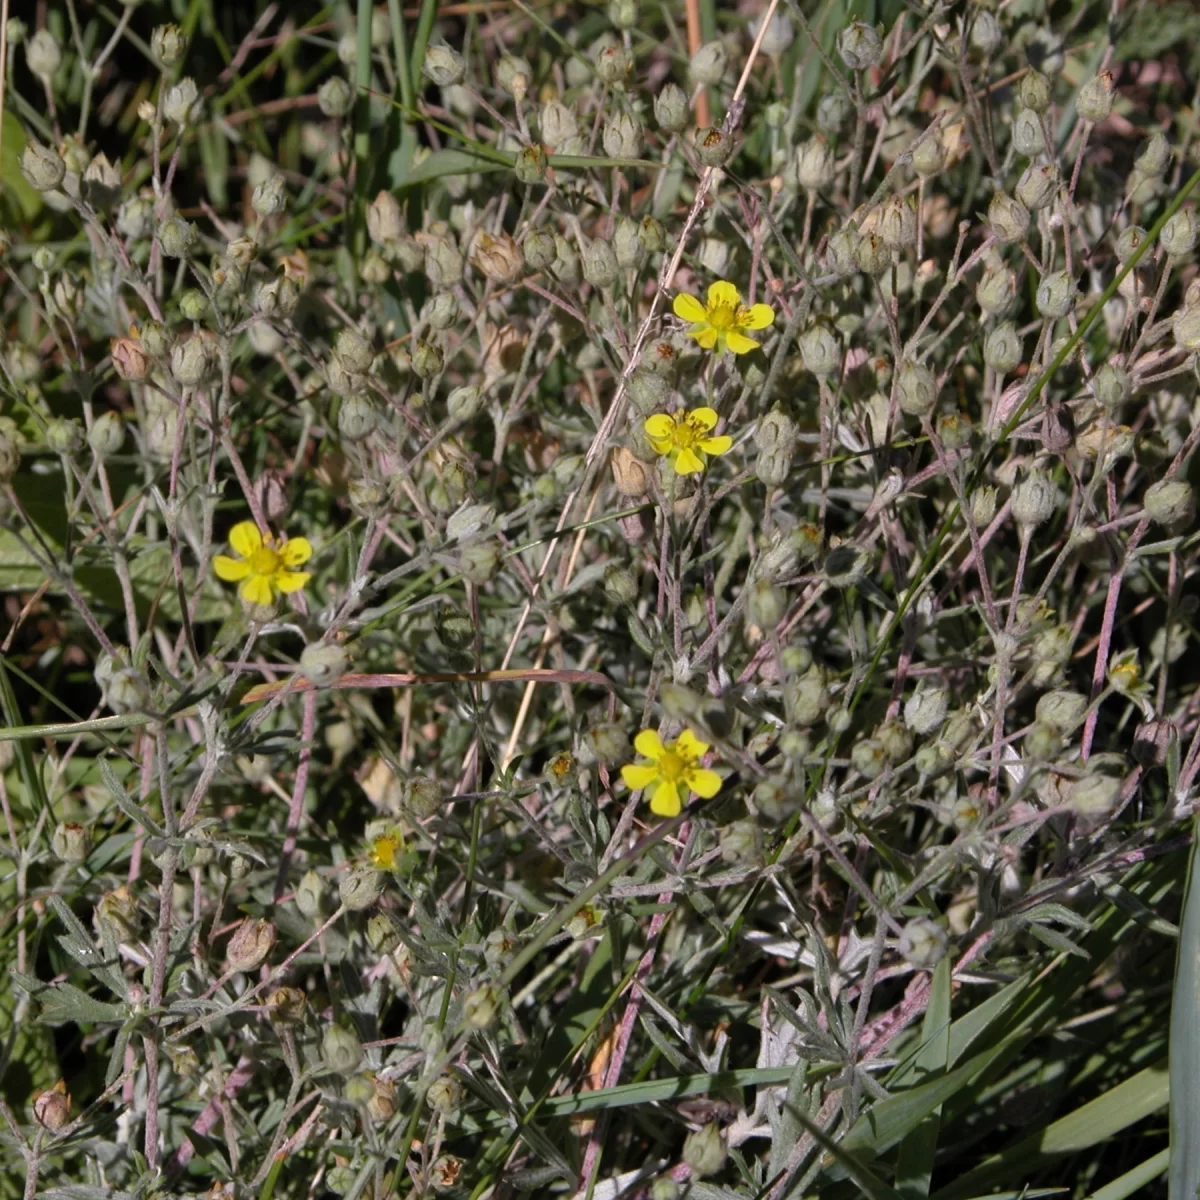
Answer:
[620, 728, 722, 818]
[645, 407, 732, 476]
[672, 280, 775, 356]
[213, 520, 313, 605]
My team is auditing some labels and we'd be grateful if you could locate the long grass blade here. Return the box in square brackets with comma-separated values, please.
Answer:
[1169, 819, 1200, 1199]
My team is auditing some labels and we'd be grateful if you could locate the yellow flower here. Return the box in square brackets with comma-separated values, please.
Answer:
[213, 520, 312, 605]
[370, 832, 403, 871]
[645, 407, 733, 476]
[672, 280, 775, 355]
[620, 728, 722, 817]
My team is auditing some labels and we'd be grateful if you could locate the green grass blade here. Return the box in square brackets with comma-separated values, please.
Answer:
[895, 957, 952, 1199]
[1169, 819, 1200, 1200]
[1088, 1148, 1170, 1200]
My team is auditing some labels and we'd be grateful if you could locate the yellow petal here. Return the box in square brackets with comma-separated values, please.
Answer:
[675, 729, 711, 760]
[690, 325, 718, 350]
[649, 780, 682, 817]
[740, 303, 775, 331]
[698, 435, 732, 456]
[634, 729, 666, 760]
[673, 292, 707, 322]
[689, 407, 719, 431]
[724, 330, 761, 355]
[707, 280, 740, 309]
[686, 767, 722, 799]
[674, 447, 706, 475]
[644, 414, 675, 440]
[621, 763, 660, 790]
[649, 438, 675, 455]
[213, 555, 251, 582]
[274, 570, 310, 594]
[240, 574, 274, 605]
[228, 520, 263, 559]
[281, 536, 313, 567]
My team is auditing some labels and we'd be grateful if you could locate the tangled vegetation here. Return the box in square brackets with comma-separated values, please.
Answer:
[2, 1, 1200, 1198]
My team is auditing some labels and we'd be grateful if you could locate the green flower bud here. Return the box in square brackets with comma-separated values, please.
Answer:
[1023, 722, 1061, 761]
[612, 216, 645, 270]
[26, 29, 62, 80]
[495, 54, 532, 97]
[602, 112, 642, 160]
[880, 195, 917, 250]
[969, 9, 1002, 54]
[719, 819, 763, 866]
[1174, 304, 1200, 352]
[754, 406, 798, 457]
[5, 19, 25, 47]
[695, 125, 732, 167]
[403, 776, 443, 819]
[905, 131, 941, 178]
[299, 641, 349, 686]
[52, 822, 91, 864]
[317, 76, 354, 118]
[158, 216, 197, 259]
[798, 323, 841, 377]
[1035, 269, 1077, 319]
[604, 565, 638, 607]
[514, 144, 547, 184]
[516, 231, 554, 276]
[87, 411, 126, 459]
[150, 23, 187, 69]
[1116, 226, 1147, 265]
[1012, 107, 1045, 157]
[46, 417, 83, 456]
[323, 1024, 364, 1076]
[1012, 469, 1057, 531]
[412, 339, 444, 380]
[437, 606, 475, 650]
[650, 1177, 681, 1200]
[1067, 771, 1121, 824]
[163, 77, 201, 126]
[976, 260, 1017, 317]
[1036, 688, 1088, 733]
[423, 234, 464, 288]
[654, 82, 690, 133]
[226, 916, 276, 973]
[1135, 132, 1171, 178]
[94, 885, 141, 941]
[594, 43, 633, 84]
[1076, 71, 1114, 123]
[937, 410, 974, 451]
[988, 191, 1030, 244]
[746, 577, 787, 629]
[983, 321, 1023, 373]
[638, 217, 665, 255]
[1161, 208, 1199, 258]
[581, 722, 630, 766]
[825, 223, 859, 276]
[82, 152, 122, 211]
[427, 1073, 465, 1117]
[898, 359, 938, 417]
[609, 0, 638, 28]
[683, 1122, 727, 1178]
[582, 237, 619, 289]
[423, 44, 465, 87]
[904, 685, 948, 735]
[20, 141, 65, 192]
[0, 418, 23, 483]
[1144, 478, 1195, 529]
[690, 40, 728, 86]
[458, 540, 502, 585]
[464, 983, 501, 1029]
[366, 190, 403, 246]
[853, 229, 890, 276]
[295, 869, 326, 919]
[1091, 362, 1130, 409]
[117, 190, 155, 239]
[898, 916, 947, 967]
[1018, 69, 1052, 113]
[170, 335, 215, 385]
[339, 867, 385, 912]
[877, 718, 914, 764]
[1015, 162, 1058, 212]
[850, 737, 887, 779]
[838, 20, 882, 69]
[792, 136, 834, 191]
[815, 92, 851, 136]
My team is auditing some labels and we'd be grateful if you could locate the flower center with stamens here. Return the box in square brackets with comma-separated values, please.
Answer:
[706, 302, 739, 332]
[671, 412, 707, 449]
[657, 749, 685, 781]
[249, 545, 281, 576]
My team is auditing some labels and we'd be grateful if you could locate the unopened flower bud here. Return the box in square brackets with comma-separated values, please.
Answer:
[1174, 304, 1200, 352]
[898, 916, 947, 968]
[855, 230, 891, 276]
[1019, 68, 1052, 113]
[1090, 362, 1129, 409]
[94, 884, 140, 941]
[594, 43, 633, 84]
[442, 385, 479, 425]
[694, 125, 731, 166]
[226, 916, 276, 973]
[496, 54, 532, 97]
[817, 91, 852, 134]
[825, 224, 859, 276]
[1077, 71, 1114, 123]
[423, 234, 464, 287]
[797, 323, 840, 377]
[897, 359, 938, 417]
[170, 335, 215, 385]
[339, 867, 385, 911]
[690, 40, 728, 86]
[792, 135, 834, 192]
[423, 43, 465, 86]
[983, 322, 1023, 373]
[317, 76, 354, 118]
[52, 822, 90, 864]
[1015, 162, 1058, 212]
[612, 217, 644, 270]
[1012, 108, 1045, 157]
[1036, 689, 1088, 733]
[458, 540, 501, 584]
[253, 274, 299, 318]
[403, 775, 443, 818]
[683, 1122, 727, 1178]
[988, 191, 1030, 244]
[20, 141, 65, 192]
[1135, 132, 1171, 178]
[1144, 478, 1195, 529]
[26, 29, 62, 81]
[46, 417, 83, 456]
[366, 190, 403, 245]
[87, 411, 126, 459]
[603, 565, 638, 607]
[1161, 208, 1199, 258]
[1035, 270, 1076, 319]
[158, 215, 196, 259]
[265, 986, 306, 1026]
[611, 445, 651, 496]
[582, 237, 619, 289]
[1012, 469, 1057, 531]
[602, 112, 642, 160]
[411, 339, 444, 380]
[1068, 771, 1122, 824]
[295, 869, 326, 919]
[150, 23, 187, 69]
[323, 1025, 364, 1076]
[33, 1082, 71, 1132]
[522, 228, 557, 272]
[514, 144, 547, 184]
[0, 421, 22, 483]
[850, 737, 887, 779]
[654, 83, 689, 133]
[639, 215, 665, 253]
[912, 132, 944, 177]
[163, 77, 201, 126]
[720, 818, 763, 866]
[838, 20, 882, 69]
[464, 983, 501, 1029]
[880, 195, 917, 250]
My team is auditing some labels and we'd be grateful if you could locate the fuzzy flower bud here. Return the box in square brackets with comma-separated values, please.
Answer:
[20, 141, 65, 192]
[226, 916, 276, 973]
[825, 224, 859, 276]
[300, 641, 350, 686]
[988, 191, 1030, 244]
[1160, 209, 1199, 259]
[163, 77, 201, 126]
[817, 91, 852, 133]
[838, 20, 882, 69]
[799, 324, 841, 377]
[323, 1025, 364, 1076]
[1015, 162, 1058, 212]
[690, 41, 728, 86]
[1173, 305, 1200, 352]
[26, 29, 62, 81]
[423, 44, 465, 86]
[403, 775, 443, 819]
[151, 24, 188, 69]
[295, 869, 326, 919]
[1019, 69, 1052, 113]
[854, 230, 891, 276]
[495, 54, 532, 97]
[87, 411, 126, 459]
[612, 217, 645, 270]
[983, 322, 1023, 373]
[317, 76, 354, 118]
[472, 232, 523, 285]
[367, 190, 403, 245]
[411, 339, 444, 380]
[1076, 71, 1114, 123]
[1144, 478, 1195, 530]
[1091, 363, 1130, 409]
[252, 173, 286, 218]
[33, 1082, 71, 1132]
[912, 133, 944, 178]
[683, 1123, 727, 1178]
[1012, 469, 1057, 531]
[1036, 270, 1077, 319]
[602, 112, 642, 160]
[52, 822, 91, 864]
[792, 136, 834, 192]
[654, 83, 689, 133]
[158, 216, 197, 259]
[694, 126, 731, 167]
[582, 236, 619, 288]
[897, 359, 938, 417]
[337, 394, 379, 442]
[879, 195, 917, 250]
[1135, 133, 1171, 178]
[170, 335, 215, 385]
[340, 866, 385, 911]
[423, 234, 464, 287]
[1036, 689, 1088, 733]
[594, 43, 633, 84]
[464, 984, 501, 1029]
[1012, 108, 1045, 157]
[898, 917, 948, 968]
